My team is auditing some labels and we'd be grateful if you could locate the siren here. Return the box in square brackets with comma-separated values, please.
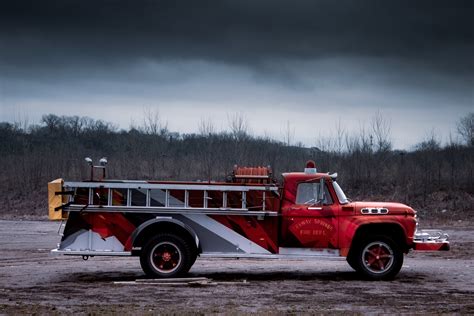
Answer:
[304, 160, 317, 174]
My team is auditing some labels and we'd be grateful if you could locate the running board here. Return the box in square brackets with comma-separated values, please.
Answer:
[51, 249, 132, 256]
[200, 250, 342, 260]
[278, 247, 339, 256]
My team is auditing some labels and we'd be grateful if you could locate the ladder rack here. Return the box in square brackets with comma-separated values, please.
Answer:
[61, 180, 280, 216]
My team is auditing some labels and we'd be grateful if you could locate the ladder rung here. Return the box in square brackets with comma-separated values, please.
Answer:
[146, 189, 151, 207]
[126, 189, 132, 207]
[242, 191, 247, 209]
[222, 192, 227, 208]
[203, 190, 208, 208]
[184, 190, 189, 208]
[107, 189, 112, 206]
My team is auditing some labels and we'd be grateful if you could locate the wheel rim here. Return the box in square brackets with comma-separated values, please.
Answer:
[150, 241, 182, 274]
[362, 241, 394, 274]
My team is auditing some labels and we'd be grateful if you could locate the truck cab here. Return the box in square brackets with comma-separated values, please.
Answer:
[277, 162, 447, 279]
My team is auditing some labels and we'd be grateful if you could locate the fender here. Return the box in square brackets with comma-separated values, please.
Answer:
[339, 217, 412, 257]
[131, 217, 200, 250]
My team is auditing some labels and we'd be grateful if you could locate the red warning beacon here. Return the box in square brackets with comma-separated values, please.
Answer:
[304, 160, 317, 174]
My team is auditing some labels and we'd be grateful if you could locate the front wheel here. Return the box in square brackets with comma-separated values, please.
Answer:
[354, 235, 403, 280]
[140, 233, 193, 278]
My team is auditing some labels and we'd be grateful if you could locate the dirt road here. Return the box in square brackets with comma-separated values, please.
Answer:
[0, 220, 472, 314]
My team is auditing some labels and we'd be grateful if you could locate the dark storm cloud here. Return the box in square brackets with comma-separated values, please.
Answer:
[0, 0, 472, 78]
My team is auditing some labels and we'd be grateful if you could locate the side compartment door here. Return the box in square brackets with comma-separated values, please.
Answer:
[280, 179, 339, 249]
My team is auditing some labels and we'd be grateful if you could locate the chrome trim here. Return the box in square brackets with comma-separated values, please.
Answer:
[199, 252, 343, 260]
[64, 181, 279, 192]
[51, 249, 132, 256]
[149, 241, 182, 274]
[362, 241, 394, 274]
[64, 205, 279, 216]
[361, 208, 389, 215]
[414, 229, 449, 243]
[278, 247, 339, 256]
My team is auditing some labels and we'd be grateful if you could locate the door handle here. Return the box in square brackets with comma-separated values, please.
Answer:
[308, 207, 322, 210]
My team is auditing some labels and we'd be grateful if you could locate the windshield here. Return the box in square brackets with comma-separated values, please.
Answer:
[333, 181, 349, 204]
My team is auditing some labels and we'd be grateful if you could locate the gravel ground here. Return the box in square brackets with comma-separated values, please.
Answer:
[0, 220, 472, 314]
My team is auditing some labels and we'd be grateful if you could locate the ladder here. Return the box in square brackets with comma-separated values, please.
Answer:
[60, 180, 280, 216]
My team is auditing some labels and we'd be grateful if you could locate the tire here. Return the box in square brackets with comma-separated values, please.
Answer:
[353, 235, 404, 280]
[188, 251, 198, 269]
[140, 233, 193, 278]
[346, 253, 358, 271]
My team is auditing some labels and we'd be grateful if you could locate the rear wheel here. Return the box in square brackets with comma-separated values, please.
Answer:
[140, 233, 193, 278]
[354, 235, 403, 280]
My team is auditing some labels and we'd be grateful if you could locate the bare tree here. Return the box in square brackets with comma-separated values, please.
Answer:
[281, 120, 295, 146]
[345, 133, 359, 154]
[335, 118, 346, 154]
[41, 114, 60, 131]
[371, 111, 392, 152]
[142, 107, 168, 136]
[198, 117, 216, 136]
[227, 112, 249, 141]
[457, 112, 473, 146]
[416, 129, 441, 151]
[13, 111, 30, 133]
[358, 121, 373, 154]
[315, 133, 334, 153]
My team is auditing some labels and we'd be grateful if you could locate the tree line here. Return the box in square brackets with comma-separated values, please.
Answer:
[0, 112, 472, 220]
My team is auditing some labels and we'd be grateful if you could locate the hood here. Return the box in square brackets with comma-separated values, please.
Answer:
[349, 201, 416, 216]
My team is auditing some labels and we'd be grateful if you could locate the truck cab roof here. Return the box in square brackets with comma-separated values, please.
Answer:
[282, 172, 332, 182]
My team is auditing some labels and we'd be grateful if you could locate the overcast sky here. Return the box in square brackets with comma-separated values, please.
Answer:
[0, 0, 472, 149]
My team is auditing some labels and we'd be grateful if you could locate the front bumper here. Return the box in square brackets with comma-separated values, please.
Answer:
[413, 229, 450, 251]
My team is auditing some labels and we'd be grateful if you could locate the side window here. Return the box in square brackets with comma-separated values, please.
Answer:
[296, 182, 333, 205]
[296, 183, 318, 204]
[323, 185, 333, 205]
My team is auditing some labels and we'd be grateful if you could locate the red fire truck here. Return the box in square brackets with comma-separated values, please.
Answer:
[48, 159, 449, 280]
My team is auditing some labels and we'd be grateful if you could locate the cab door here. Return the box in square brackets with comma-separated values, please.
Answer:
[280, 178, 339, 249]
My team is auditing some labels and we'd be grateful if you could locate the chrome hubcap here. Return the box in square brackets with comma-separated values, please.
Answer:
[150, 241, 182, 274]
[362, 241, 394, 274]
